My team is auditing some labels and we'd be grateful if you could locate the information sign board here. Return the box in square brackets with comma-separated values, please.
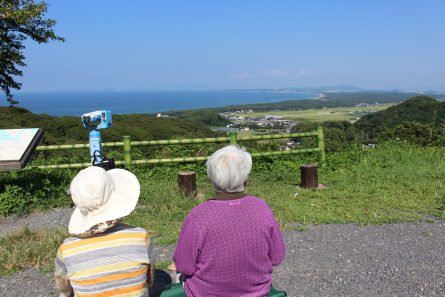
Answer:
[0, 128, 44, 170]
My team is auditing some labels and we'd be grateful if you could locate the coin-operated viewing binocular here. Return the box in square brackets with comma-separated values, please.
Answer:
[81, 110, 115, 170]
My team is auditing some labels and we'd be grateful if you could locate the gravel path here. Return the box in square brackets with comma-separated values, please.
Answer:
[0, 207, 73, 237]
[274, 221, 445, 297]
[1, 209, 444, 296]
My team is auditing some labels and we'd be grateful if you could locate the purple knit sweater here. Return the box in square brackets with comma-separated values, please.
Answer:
[173, 195, 285, 297]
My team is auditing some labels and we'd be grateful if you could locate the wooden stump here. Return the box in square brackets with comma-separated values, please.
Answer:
[300, 163, 318, 189]
[178, 171, 197, 197]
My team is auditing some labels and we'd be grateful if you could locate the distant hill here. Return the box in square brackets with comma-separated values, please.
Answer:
[283, 85, 365, 92]
[0, 107, 219, 145]
[207, 92, 421, 112]
[354, 96, 445, 142]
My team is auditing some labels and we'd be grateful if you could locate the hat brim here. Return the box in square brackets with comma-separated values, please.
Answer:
[69, 168, 140, 235]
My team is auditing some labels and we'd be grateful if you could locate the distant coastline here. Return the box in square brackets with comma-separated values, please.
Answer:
[317, 92, 325, 99]
[9, 90, 321, 116]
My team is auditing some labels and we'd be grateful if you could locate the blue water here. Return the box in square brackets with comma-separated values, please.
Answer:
[9, 90, 319, 116]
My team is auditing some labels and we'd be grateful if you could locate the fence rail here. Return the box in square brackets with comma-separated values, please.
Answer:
[28, 127, 325, 170]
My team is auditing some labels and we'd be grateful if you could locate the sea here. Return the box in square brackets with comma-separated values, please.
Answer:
[9, 90, 319, 116]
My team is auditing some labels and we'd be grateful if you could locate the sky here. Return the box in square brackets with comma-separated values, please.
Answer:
[19, 0, 445, 92]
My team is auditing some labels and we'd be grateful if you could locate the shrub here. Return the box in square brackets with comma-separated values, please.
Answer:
[0, 185, 28, 216]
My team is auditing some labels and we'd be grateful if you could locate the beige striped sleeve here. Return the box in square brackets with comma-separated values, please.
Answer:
[54, 246, 73, 297]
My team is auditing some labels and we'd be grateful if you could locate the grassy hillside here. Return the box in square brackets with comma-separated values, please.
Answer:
[0, 106, 220, 144]
[354, 96, 445, 143]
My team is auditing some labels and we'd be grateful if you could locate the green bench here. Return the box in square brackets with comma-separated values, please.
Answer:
[159, 283, 286, 297]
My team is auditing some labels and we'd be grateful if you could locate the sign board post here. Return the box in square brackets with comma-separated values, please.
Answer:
[0, 128, 44, 170]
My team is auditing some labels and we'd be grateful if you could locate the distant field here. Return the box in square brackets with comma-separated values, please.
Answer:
[226, 104, 394, 122]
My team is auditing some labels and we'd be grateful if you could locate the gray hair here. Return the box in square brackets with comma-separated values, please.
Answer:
[206, 145, 252, 193]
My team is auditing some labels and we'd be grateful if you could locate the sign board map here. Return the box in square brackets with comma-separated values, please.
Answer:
[0, 128, 43, 170]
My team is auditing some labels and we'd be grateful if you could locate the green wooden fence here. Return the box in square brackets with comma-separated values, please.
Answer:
[28, 127, 325, 170]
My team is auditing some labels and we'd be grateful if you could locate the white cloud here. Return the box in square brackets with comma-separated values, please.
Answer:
[230, 68, 313, 81]
[293, 69, 312, 78]
[230, 72, 255, 80]
[261, 69, 288, 77]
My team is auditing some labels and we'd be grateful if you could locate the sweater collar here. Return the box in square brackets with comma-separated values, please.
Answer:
[210, 191, 249, 201]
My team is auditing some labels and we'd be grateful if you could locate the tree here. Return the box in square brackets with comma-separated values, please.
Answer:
[382, 122, 434, 146]
[0, 0, 64, 105]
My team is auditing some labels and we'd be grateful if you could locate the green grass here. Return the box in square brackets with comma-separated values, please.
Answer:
[124, 173, 211, 244]
[0, 227, 67, 276]
[0, 141, 444, 275]
[155, 260, 172, 270]
[128, 142, 444, 243]
[270, 143, 445, 225]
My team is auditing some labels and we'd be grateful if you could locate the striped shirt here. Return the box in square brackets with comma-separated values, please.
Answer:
[55, 225, 153, 297]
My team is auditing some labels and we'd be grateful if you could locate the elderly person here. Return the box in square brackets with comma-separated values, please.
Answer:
[173, 145, 285, 297]
[54, 166, 153, 297]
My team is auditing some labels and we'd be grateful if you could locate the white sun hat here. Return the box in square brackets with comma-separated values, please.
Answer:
[68, 166, 140, 235]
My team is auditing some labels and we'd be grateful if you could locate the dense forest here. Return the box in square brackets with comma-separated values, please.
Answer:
[174, 109, 230, 126]
[0, 106, 219, 144]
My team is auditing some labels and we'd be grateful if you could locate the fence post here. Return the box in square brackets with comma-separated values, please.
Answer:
[317, 126, 326, 168]
[228, 132, 238, 145]
[123, 135, 132, 169]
